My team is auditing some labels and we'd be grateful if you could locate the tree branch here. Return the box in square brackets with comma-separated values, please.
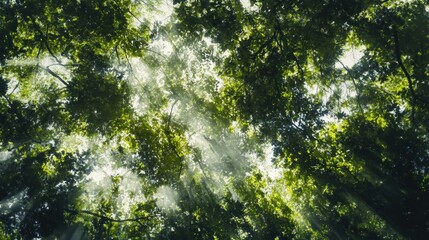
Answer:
[165, 99, 185, 178]
[252, 31, 277, 59]
[30, 17, 62, 64]
[275, 18, 305, 82]
[38, 65, 69, 87]
[7, 81, 19, 96]
[290, 51, 305, 81]
[46, 63, 80, 68]
[65, 208, 146, 226]
[392, 27, 416, 121]
[335, 57, 363, 114]
[126, 9, 151, 30]
[167, 99, 179, 130]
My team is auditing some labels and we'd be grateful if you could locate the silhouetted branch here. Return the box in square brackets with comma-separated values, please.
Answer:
[7, 81, 19, 96]
[290, 51, 305, 81]
[165, 99, 185, 178]
[31, 18, 62, 64]
[252, 31, 277, 59]
[46, 63, 80, 68]
[335, 57, 363, 113]
[167, 99, 179, 129]
[275, 18, 305, 82]
[126, 8, 151, 30]
[38, 65, 69, 87]
[392, 27, 416, 121]
[65, 208, 146, 226]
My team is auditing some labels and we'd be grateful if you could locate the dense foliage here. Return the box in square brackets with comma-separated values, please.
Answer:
[0, 0, 428, 239]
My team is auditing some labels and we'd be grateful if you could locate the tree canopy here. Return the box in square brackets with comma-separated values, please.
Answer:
[0, 0, 428, 239]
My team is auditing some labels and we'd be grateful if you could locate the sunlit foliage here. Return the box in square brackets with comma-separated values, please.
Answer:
[0, 0, 428, 239]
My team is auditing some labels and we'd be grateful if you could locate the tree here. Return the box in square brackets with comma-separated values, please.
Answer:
[176, 0, 429, 238]
[1, 0, 428, 239]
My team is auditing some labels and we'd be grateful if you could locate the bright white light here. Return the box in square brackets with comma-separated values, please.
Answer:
[259, 145, 283, 180]
[240, 0, 251, 9]
[240, 0, 259, 11]
[142, 0, 174, 24]
[304, 82, 319, 96]
[0, 151, 12, 162]
[336, 46, 365, 69]
[149, 39, 174, 56]
[83, 147, 146, 216]
[59, 134, 90, 154]
[320, 114, 338, 124]
[131, 95, 146, 116]
[6, 58, 38, 66]
[4, 56, 71, 102]
[86, 166, 107, 184]
[130, 0, 174, 28]
[127, 57, 151, 84]
[154, 185, 178, 211]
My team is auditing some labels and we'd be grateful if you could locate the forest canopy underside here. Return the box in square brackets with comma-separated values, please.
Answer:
[0, 0, 428, 239]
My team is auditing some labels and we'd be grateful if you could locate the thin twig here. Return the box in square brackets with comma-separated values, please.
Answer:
[46, 63, 79, 68]
[252, 31, 277, 58]
[335, 57, 363, 113]
[164, 99, 185, 178]
[127, 9, 151, 30]
[31, 17, 62, 64]
[65, 209, 146, 227]
[275, 18, 305, 81]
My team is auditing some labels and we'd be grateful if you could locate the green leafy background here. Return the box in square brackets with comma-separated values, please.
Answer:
[0, 0, 428, 239]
